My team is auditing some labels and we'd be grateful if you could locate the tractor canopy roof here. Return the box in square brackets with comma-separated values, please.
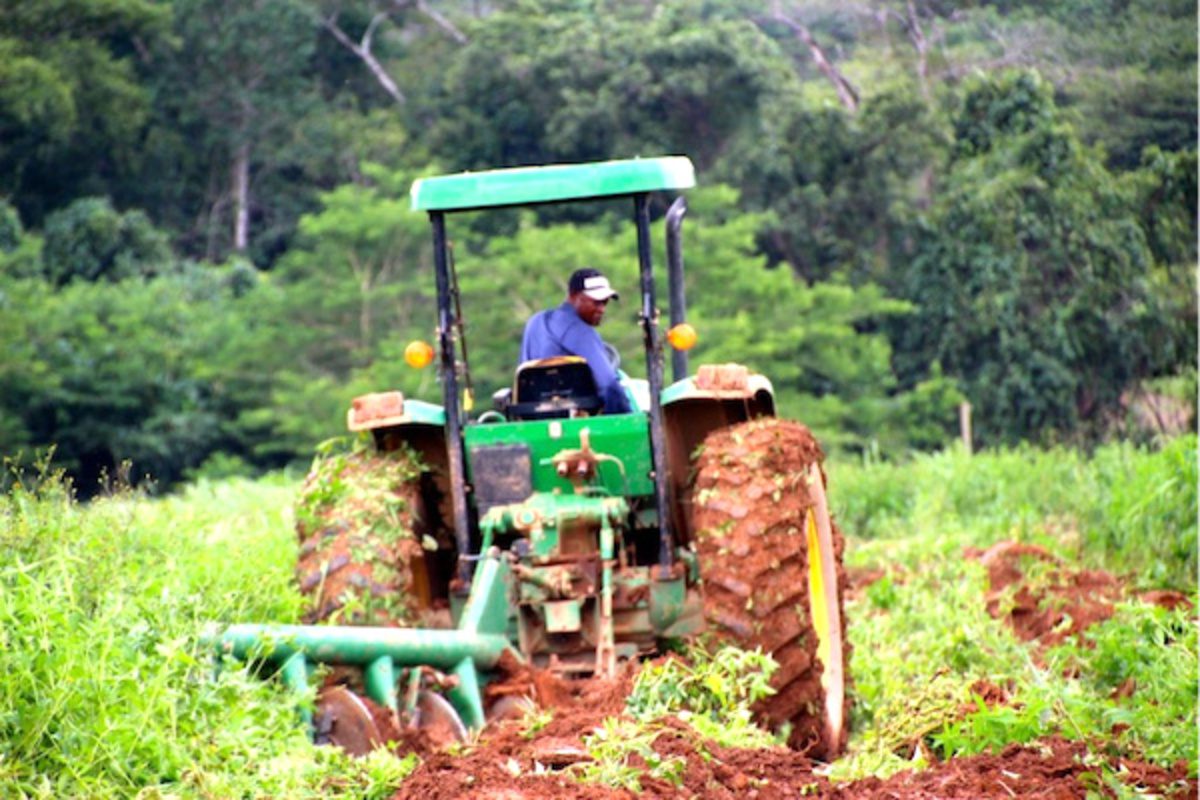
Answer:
[410, 156, 695, 212]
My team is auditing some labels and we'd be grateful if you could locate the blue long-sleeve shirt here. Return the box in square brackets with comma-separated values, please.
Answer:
[520, 302, 633, 414]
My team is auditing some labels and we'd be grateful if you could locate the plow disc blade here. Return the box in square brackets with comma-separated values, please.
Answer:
[412, 690, 467, 747]
[315, 686, 383, 756]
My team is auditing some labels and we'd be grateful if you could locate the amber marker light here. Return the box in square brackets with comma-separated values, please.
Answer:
[404, 340, 435, 368]
[666, 323, 698, 351]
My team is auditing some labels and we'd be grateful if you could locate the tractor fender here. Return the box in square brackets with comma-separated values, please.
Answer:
[659, 364, 777, 545]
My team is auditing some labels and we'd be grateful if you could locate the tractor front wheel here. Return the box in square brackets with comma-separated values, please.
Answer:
[689, 418, 848, 759]
[294, 446, 439, 626]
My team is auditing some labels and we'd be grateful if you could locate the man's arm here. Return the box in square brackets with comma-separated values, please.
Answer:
[558, 317, 632, 414]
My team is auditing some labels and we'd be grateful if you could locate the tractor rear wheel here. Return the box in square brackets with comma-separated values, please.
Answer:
[689, 418, 848, 759]
[294, 446, 440, 626]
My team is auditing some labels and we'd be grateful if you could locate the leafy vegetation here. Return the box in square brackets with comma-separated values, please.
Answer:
[573, 718, 687, 792]
[834, 549, 1196, 782]
[827, 440, 1198, 781]
[626, 644, 780, 749]
[0, 463, 416, 798]
[571, 643, 781, 790]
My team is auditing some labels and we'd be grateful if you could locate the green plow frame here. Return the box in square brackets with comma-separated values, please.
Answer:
[205, 552, 516, 731]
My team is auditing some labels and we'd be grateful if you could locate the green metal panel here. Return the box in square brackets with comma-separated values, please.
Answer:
[364, 656, 397, 712]
[543, 600, 582, 633]
[464, 414, 655, 498]
[448, 658, 486, 729]
[456, 554, 513, 637]
[397, 399, 445, 425]
[411, 157, 696, 212]
[659, 374, 777, 406]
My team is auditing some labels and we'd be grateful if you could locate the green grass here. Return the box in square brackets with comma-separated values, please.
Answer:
[829, 435, 1197, 588]
[0, 466, 415, 799]
[826, 435, 1198, 781]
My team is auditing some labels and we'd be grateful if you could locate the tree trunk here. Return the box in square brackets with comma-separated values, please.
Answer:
[905, 1, 931, 103]
[232, 141, 250, 253]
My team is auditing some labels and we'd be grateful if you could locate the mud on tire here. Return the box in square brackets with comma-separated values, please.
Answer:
[690, 418, 849, 759]
[294, 445, 433, 626]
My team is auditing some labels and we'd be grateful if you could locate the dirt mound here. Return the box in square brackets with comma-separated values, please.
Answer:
[396, 664, 642, 800]
[689, 417, 848, 759]
[392, 697, 1193, 800]
[834, 737, 1194, 799]
[294, 446, 432, 626]
[483, 649, 577, 714]
[972, 541, 1125, 647]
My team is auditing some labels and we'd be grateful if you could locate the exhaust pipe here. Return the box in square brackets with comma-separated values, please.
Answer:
[665, 197, 688, 383]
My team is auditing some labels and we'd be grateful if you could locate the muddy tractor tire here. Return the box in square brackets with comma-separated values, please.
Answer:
[294, 447, 439, 627]
[690, 418, 849, 760]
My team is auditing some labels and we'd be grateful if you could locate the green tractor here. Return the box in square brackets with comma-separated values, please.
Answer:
[209, 157, 848, 759]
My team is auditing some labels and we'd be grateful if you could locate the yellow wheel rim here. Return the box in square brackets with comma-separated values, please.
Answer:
[804, 465, 845, 751]
[806, 510, 832, 683]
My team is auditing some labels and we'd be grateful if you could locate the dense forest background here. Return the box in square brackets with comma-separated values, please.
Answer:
[1, 0, 1195, 493]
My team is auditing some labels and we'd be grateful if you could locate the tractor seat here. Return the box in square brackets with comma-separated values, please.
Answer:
[506, 356, 603, 420]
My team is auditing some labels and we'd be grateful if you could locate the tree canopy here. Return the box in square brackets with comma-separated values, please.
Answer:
[0, 0, 1194, 493]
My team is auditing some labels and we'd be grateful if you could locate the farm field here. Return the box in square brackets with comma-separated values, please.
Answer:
[0, 437, 1195, 799]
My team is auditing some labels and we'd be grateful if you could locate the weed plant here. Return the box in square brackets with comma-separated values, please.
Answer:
[573, 718, 686, 792]
[572, 644, 780, 791]
[627, 644, 779, 748]
[0, 466, 415, 799]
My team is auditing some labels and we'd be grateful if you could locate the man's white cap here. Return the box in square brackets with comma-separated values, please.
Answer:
[569, 268, 619, 301]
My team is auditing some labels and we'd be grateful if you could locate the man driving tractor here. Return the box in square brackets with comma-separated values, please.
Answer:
[519, 267, 633, 414]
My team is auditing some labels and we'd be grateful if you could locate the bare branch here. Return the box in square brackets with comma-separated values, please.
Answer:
[390, 0, 469, 45]
[416, 0, 468, 44]
[362, 11, 387, 52]
[761, 10, 859, 112]
[321, 12, 407, 105]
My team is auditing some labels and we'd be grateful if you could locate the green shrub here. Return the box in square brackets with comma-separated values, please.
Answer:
[0, 469, 415, 798]
[41, 196, 172, 285]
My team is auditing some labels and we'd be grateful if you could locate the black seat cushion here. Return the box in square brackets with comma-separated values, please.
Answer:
[509, 358, 601, 420]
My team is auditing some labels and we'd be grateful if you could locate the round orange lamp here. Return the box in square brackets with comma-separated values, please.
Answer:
[404, 340, 435, 369]
[666, 323, 698, 351]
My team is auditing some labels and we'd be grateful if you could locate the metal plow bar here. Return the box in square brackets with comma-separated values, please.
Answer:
[205, 553, 517, 731]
